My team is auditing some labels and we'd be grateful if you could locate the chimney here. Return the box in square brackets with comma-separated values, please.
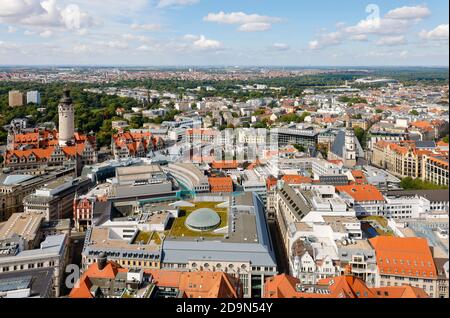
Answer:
[97, 252, 107, 271]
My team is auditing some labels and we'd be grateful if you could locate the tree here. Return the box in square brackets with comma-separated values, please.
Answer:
[293, 144, 306, 152]
[443, 135, 449, 143]
[400, 177, 448, 190]
[354, 127, 367, 149]
[410, 110, 419, 116]
[252, 109, 265, 116]
[253, 122, 267, 129]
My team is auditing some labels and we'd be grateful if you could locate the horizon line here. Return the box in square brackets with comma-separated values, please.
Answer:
[0, 65, 449, 69]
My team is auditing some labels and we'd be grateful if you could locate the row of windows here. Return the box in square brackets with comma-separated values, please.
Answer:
[1, 261, 55, 272]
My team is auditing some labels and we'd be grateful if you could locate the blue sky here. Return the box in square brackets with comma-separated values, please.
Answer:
[0, 0, 448, 66]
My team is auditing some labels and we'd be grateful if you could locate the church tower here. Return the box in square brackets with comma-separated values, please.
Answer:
[343, 128, 357, 168]
[58, 89, 75, 146]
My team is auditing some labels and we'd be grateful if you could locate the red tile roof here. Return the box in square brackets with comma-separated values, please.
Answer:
[208, 177, 233, 193]
[211, 160, 239, 170]
[70, 261, 241, 298]
[336, 184, 385, 202]
[369, 237, 437, 279]
[281, 175, 313, 185]
[264, 274, 429, 299]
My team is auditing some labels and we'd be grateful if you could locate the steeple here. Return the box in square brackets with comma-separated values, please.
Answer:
[343, 128, 357, 168]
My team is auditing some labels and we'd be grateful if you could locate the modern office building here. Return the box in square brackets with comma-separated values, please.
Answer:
[165, 163, 210, 193]
[110, 164, 178, 202]
[26, 91, 41, 105]
[23, 177, 92, 221]
[271, 128, 318, 148]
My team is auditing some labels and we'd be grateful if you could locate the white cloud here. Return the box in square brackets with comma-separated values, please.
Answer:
[100, 41, 129, 49]
[0, 0, 94, 32]
[184, 34, 223, 50]
[204, 11, 281, 24]
[7, 26, 17, 33]
[385, 5, 431, 20]
[183, 34, 198, 41]
[308, 40, 320, 50]
[344, 17, 412, 36]
[0, 41, 19, 52]
[193, 36, 222, 50]
[349, 34, 368, 41]
[204, 11, 282, 32]
[60, 4, 94, 30]
[131, 23, 162, 31]
[271, 43, 290, 51]
[39, 30, 53, 38]
[156, 0, 199, 8]
[376, 35, 407, 46]
[0, 0, 44, 18]
[309, 4, 432, 50]
[77, 28, 88, 35]
[419, 24, 449, 41]
[136, 45, 153, 51]
[309, 32, 342, 50]
[123, 33, 152, 43]
[24, 30, 35, 36]
[73, 44, 90, 54]
[238, 23, 271, 32]
[357, 50, 409, 59]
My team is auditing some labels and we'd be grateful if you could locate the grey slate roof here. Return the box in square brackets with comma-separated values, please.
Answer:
[384, 190, 449, 202]
[415, 141, 436, 149]
[161, 240, 277, 267]
[0, 268, 54, 297]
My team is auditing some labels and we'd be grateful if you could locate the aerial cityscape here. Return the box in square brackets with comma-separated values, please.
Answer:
[0, 0, 449, 304]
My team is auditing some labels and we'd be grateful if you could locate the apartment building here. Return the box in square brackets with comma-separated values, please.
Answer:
[8, 91, 25, 107]
[372, 140, 449, 186]
[422, 154, 449, 186]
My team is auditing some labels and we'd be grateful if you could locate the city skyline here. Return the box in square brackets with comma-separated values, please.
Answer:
[0, 0, 449, 66]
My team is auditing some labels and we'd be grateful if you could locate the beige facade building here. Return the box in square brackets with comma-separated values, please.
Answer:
[0, 169, 74, 222]
[9, 91, 25, 107]
[372, 140, 449, 186]
[422, 154, 449, 186]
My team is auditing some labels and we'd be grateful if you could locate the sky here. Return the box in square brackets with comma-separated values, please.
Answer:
[0, 0, 448, 66]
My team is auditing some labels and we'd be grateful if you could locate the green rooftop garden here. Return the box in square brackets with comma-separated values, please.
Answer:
[168, 201, 228, 238]
[360, 216, 394, 236]
[133, 231, 163, 245]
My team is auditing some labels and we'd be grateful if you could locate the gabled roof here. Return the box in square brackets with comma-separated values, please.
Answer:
[69, 261, 125, 299]
[372, 286, 429, 298]
[369, 236, 437, 279]
[264, 274, 429, 299]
